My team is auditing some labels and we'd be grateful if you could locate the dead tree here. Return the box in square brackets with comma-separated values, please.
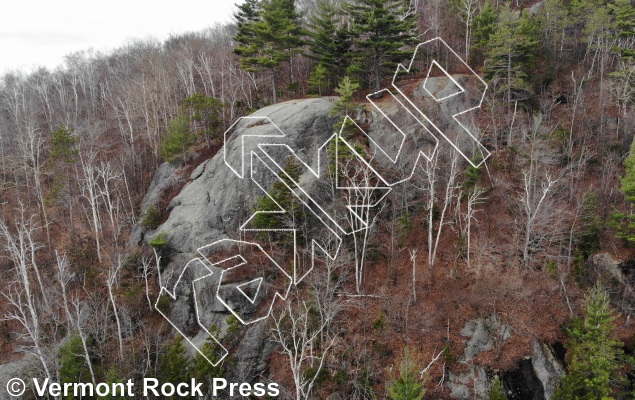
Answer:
[461, 187, 487, 271]
[0, 218, 53, 382]
[78, 151, 103, 263]
[0, 210, 49, 310]
[270, 295, 337, 400]
[431, 150, 461, 267]
[106, 254, 125, 360]
[342, 160, 386, 293]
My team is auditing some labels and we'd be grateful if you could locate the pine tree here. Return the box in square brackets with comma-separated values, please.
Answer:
[100, 366, 134, 400]
[575, 191, 602, 257]
[329, 76, 361, 134]
[183, 93, 223, 143]
[308, 64, 328, 96]
[608, 0, 635, 128]
[160, 114, 194, 163]
[539, 0, 572, 58]
[386, 348, 426, 400]
[307, 0, 353, 90]
[489, 375, 508, 400]
[252, 157, 304, 245]
[233, 0, 304, 103]
[470, 1, 498, 65]
[47, 125, 79, 204]
[612, 135, 635, 244]
[192, 325, 225, 393]
[159, 93, 223, 162]
[610, 0, 635, 60]
[59, 333, 90, 400]
[234, 0, 262, 50]
[555, 283, 626, 399]
[50, 125, 79, 165]
[325, 77, 364, 183]
[159, 335, 192, 387]
[484, 6, 540, 102]
[346, 0, 418, 91]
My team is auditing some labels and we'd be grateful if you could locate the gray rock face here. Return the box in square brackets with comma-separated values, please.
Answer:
[138, 77, 490, 385]
[129, 162, 182, 246]
[531, 341, 564, 400]
[159, 97, 337, 255]
[448, 316, 564, 399]
[0, 354, 38, 398]
[460, 315, 512, 362]
[148, 97, 338, 381]
[448, 366, 488, 399]
[591, 252, 626, 284]
[448, 315, 512, 399]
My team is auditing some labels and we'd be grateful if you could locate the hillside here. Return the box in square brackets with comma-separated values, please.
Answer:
[1, 0, 635, 399]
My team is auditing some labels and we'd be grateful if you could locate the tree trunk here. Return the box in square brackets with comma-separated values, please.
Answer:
[272, 68, 278, 104]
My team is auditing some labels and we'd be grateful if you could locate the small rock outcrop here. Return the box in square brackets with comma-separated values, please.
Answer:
[448, 315, 512, 399]
[591, 253, 626, 284]
[447, 317, 563, 400]
[530, 341, 564, 400]
[0, 354, 37, 398]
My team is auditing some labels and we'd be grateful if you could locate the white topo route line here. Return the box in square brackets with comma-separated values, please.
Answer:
[157, 37, 489, 366]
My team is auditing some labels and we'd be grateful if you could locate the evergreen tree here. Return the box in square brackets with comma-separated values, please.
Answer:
[327, 76, 364, 178]
[612, 135, 635, 244]
[50, 125, 79, 165]
[608, 0, 635, 121]
[484, 6, 540, 102]
[234, 0, 304, 103]
[47, 125, 79, 204]
[159, 335, 192, 388]
[610, 0, 635, 60]
[329, 76, 361, 134]
[308, 63, 328, 95]
[59, 333, 90, 399]
[160, 93, 223, 162]
[183, 93, 223, 143]
[307, 0, 353, 90]
[575, 191, 602, 257]
[555, 283, 626, 399]
[346, 0, 418, 91]
[539, 0, 572, 58]
[160, 114, 194, 163]
[99, 366, 134, 400]
[470, 1, 498, 65]
[489, 375, 508, 400]
[252, 157, 304, 245]
[192, 325, 226, 393]
[386, 348, 426, 400]
[234, 0, 262, 49]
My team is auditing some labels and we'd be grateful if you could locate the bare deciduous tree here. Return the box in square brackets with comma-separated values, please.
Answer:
[271, 295, 338, 400]
[461, 187, 487, 271]
[341, 159, 386, 293]
[0, 215, 53, 383]
[106, 254, 125, 360]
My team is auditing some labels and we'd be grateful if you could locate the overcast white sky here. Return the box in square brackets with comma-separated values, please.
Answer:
[0, 0, 238, 74]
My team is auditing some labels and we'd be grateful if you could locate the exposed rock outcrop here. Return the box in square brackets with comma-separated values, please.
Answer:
[0, 354, 37, 398]
[146, 97, 339, 381]
[136, 76, 495, 385]
[448, 315, 512, 399]
[530, 341, 564, 400]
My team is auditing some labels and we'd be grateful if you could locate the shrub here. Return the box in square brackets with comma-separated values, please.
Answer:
[149, 232, 168, 250]
[489, 375, 508, 400]
[141, 204, 161, 229]
[386, 347, 426, 400]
